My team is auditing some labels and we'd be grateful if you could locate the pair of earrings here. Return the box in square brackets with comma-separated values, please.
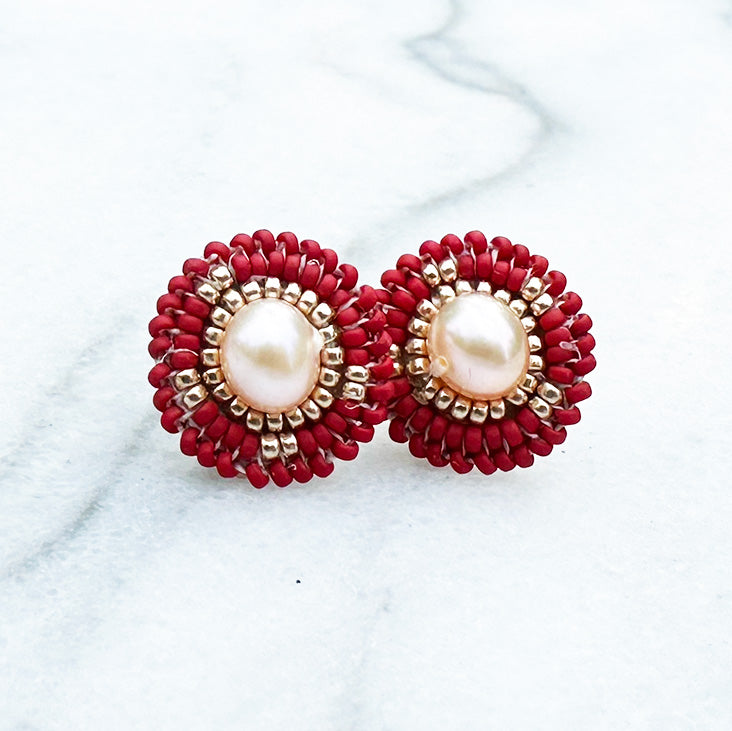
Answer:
[148, 229, 595, 487]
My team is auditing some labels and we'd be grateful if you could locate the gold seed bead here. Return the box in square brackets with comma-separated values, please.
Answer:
[476, 281, 493, 296]
[529, 396, 553, 419]
[528, 335, 542, 353]
[321, 347, 344, 366]
[470, 401, 489, 424]
[388, 343, 402, 361]
[406, 357, 430, 376]
[422, 377, 441, 400]
[204, 326, 224, 346]
[489, 399, 506, 420]
[285, 407, 305, 429]
[174, 368, 200, 390]
[260, 433, 280, 461]
[209, 265, 233, 290]
[493, 289, 511, 305]
[406, 338, 428, 355]
[521, 316, 536, 332]
[241, 280, 262, 301]
[182, 384, 207, 409]
[522, 373, 538, 392]
[319, 324, 338, 344]
[264, 277, 282, 298]
[246, 410, 264, 432]
[300, 399, 321, 421]
[229, 397, 248, 418]
[280, 432, 299, 457]
[297, 290, 319, 315]
[438, 258, 458, 282]
[434, 387, 456, 410]
[195, 282, 219, 305]
[506, 388, 528, 406]
[212, 382, 234, 402]
[345, 365, 369, 383]
[416, 299, 439, 320]
[421, 263, 440, 286]
[509, 299, 528, 318]
[310, 302, 334, 327]
[210, 306, 231, 328]
[521, 276, 544, 302]
[200, 348, 220, 367]
[451, 396, 471, 420]
[202, 368, 224, 386]
[319, 368, 341, 388]
[454, 279, 473, 296]
[408, 318, 430, 338]
[220, 288, 244, 312]
[435, 285, 456, 305]
[529, 355, 544, 372]
[311, 386, 334, 409]
[342, 382, 366, 402]
[538, 381, 563, 405]
[530, 292, 554, 316]
[266, 413, 284, 432]
[281, 281, 302, 304]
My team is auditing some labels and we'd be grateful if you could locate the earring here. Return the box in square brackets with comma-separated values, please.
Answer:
[379, 231, 596, 474]
[148, 230, 393, 487]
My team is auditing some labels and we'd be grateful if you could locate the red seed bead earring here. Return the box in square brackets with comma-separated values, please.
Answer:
[380, 232, 596, 474]
[148, 230, 394, 487]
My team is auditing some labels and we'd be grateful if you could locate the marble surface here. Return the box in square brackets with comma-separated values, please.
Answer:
[1, 0, 732, 728]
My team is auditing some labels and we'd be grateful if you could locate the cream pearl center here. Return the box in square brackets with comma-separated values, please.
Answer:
[220, 298, 323, 413]
[428, 293, 529, 401]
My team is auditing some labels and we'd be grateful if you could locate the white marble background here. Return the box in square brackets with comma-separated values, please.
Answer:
[1, 0, 732, 728]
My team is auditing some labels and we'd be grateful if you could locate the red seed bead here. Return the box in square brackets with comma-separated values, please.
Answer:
[148, 336, 172, 359]
[300, 238, 321, 259]
[577, 334, 596, 356]
[560, 292, 582, 315]
[149, 315, 175, 337]
[216, 452, 238, 478]
[230, 233, 255, 254]
[174, 333, 200, 351]
[507, 267, 528, 292]
[385, 328, 404, 349]
[204, 242, 231, 261]
[475, 252, 493, 279]
[381, 268, 405, 288]
[153, 386, 175, 412]
[410, 406, 433, 432]
[277, 231, 299, 253]
[450, 452, 473, 474]
[177, 314, 203, 334]
[419, 240, 444, 261]
[554, 407, 581, 425]
[516, 407, 541, 434]
[148, 362, 172, 388]
[573, 355, 596, 376]
[464, 230, 488, 254]
[386, 309, 409, 328]
[336, 307, 360, 327]
[513, 245, 530, 267]
[539, 308, 566, 332]
[252, 229, 276, 254]
[528, 438, 552, 456]
[197, 441, 216, 468]
[191, 400, 219, 426]
[296, 429, 318, 457]
[183, 258, 209, 276]
[389, 419, 408, 443]
[312, 424, 333, 450]
[321, 248, 338, 272]
[160, 406, 184, 434]
[501, 419, 524, 448]
[245, 463, 269, 488]
[566, 382, 592, 404]
[369, 381, 395, 403]
[206, 415, 230, 441]
[267, 250, 284, 277]
[169, 351, 198, 370]
[484, 424, 502, 451]
[341, 327, 368, 348]
[370, 358, 394, 381]
[392, 290, 417, 313]
[395, 394, 420, 419]
[529, 255, 549, 277]
[492, 450, 515, 471]
[300, 261, 321, 289]
[180, 428, 198, 456]
[391, 377, 412, 398]
[363, 310, 387, 333]
[441, 234, 464, 255]
[540, 425, 567, 445]
[291, 458, 313, 483]
[474, 452, 497, 474]
[426, 443, 449, 467]
[491, 236, 513, 260]
[446, 423, 465, 451]
[406, 276, 431, 301]
[183, 296, 210, 319]
[363, 404, 388, 425]
[426, 414, 448, 443]
[168, 275, 194, 294]
[225, 422, 247, 451]
[546, 270, 567, 296]
[240, 433, 260, 460]
[344, 349, 370, 366]
[546, 346, 570, 364]
[571, 314, 593, 336]
[547, 365, 575, 385]
[464, 426, 483, 455]
[324, 412, 348, 434]
[357, 286, 378, 311]
[491, 260, 510, 287]
[409, 433, 427, 458]
[230, 254, 252, 283]
[308, 453, 335, 478]
[397, 253, 422, 272]
[339, 264, 358, 291]
[349, 423, 374, 443]
[457, 254, 475, 279]
[250, 252, 267, 276]
[512, 445, 534, 469]
[270, 460, 293, 488]
[316, 273, 338, 298]
[368, 331, 391, 358]
[157, 293, 182, 314]
[545, 326, 572, 347]
[283, 253, 301, 281]
[331, 439, 359, 461]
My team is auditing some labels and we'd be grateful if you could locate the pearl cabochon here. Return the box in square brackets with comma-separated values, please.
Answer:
[220, 298, 323, 413]
[428, 293, 529, 401]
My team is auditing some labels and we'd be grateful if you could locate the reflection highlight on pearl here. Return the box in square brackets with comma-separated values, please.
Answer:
[220, 299, 322, 413]
[428, 293, 529, 400]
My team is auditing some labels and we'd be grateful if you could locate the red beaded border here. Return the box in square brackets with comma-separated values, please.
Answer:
[380, 231, 596, 474]
[148, 230, 394, 487]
